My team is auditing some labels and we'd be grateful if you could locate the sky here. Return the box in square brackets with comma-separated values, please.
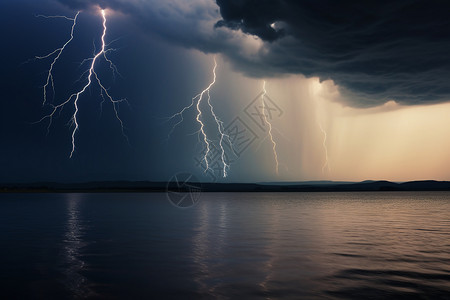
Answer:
[1, 0, 450, 183]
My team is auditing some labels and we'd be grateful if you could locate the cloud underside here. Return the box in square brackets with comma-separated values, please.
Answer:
[57, 0, 450, 107]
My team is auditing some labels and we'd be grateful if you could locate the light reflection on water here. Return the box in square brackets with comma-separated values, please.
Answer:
[62, 193, 93, 298]
[0, 192, 449, 299]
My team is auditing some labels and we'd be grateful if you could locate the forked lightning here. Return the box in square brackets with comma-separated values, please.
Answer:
[167, 57, 230, 177]
[36, 9, 127, 158]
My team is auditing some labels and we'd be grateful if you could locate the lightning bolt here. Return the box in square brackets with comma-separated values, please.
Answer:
[261, 81, 279, 175]
[36, 12, 80, 106]
[318, 120, 331, 174]
[311, 82, 331, 175]
[205, 59, 230, 178]
[167, 56, 230, 177]
[35, 9, 128, 158]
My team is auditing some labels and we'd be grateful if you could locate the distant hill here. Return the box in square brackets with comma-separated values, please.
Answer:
[259, 181, 355, 186]
[2, 180, 450, 193]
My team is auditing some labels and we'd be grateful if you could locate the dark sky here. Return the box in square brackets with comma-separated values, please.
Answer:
[1, 0, 450, 183]
[214, 0, 450, 107]
[0, 0, 214, 183]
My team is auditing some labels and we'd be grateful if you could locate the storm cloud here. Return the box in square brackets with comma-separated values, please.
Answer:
[57, 0, 450, 107]
[215, 0, 450, 107]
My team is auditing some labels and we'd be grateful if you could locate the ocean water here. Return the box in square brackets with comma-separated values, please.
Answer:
[0, 192, 449, 299]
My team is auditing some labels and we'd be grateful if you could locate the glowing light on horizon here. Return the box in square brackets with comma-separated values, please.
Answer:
[35, 9, 128, 158]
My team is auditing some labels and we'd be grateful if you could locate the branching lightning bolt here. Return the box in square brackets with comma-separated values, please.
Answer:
[35, 9, 128, 158]
[318, 121, 331, 174]
[195, 81, 212, 172]
[261, 81, 279, 175]
[205, 59, 230, 178]
[167, 57, 230, 177]
[36, 12, 80, 106]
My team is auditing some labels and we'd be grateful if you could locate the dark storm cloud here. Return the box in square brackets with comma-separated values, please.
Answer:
[56, 0, 450, 107]
[214, 0, 450, 106]
[214, 0, 284, 41]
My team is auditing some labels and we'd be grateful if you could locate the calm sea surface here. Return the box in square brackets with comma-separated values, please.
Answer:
[0, 192, 450, 299]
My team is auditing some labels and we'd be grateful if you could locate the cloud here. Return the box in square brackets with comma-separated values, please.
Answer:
[214, 0, 450, 107]
[56, 0, 450, 107]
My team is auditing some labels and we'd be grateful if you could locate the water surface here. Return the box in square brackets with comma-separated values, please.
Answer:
[0, 192, 449, 299]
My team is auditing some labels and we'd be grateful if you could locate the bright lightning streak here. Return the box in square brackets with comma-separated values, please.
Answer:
[36, 9, 128, 158]
[311, 82, 331, 175]
[205, 58, 230, 177]
[195, 87, 212, 172]
[261, 81, 279, 175]
[167, 57, 230, 177]
[35, 14, 76, 21]
[36, 12, 80, 105]
[318, 121, 331, 174]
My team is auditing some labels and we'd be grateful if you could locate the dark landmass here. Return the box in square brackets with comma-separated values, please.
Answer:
[2, 180, 450, 193]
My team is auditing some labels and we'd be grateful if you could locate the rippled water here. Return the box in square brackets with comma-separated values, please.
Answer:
[1, 192, 450, 299]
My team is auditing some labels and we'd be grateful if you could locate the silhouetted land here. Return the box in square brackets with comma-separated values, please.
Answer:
[2, 180, 450, 193]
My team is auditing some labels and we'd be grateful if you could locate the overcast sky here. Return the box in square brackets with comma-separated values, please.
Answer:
[2, 0, 450, 183]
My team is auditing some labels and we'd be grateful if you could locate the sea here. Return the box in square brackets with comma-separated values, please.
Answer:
[0, 192, 449, 299]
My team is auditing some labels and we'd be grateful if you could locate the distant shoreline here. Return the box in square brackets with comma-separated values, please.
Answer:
[2, 180, 450, 193]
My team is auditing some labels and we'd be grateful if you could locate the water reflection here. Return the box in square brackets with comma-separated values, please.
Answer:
[259, 201, 280, 298]
[191, 201, 210, 295]
[188, 192, 450, 298]
[191, 198, 230, 297]
[190, 195, 310, 298]
[4, 192, 450, 298]
[62, 193, 93, 298]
